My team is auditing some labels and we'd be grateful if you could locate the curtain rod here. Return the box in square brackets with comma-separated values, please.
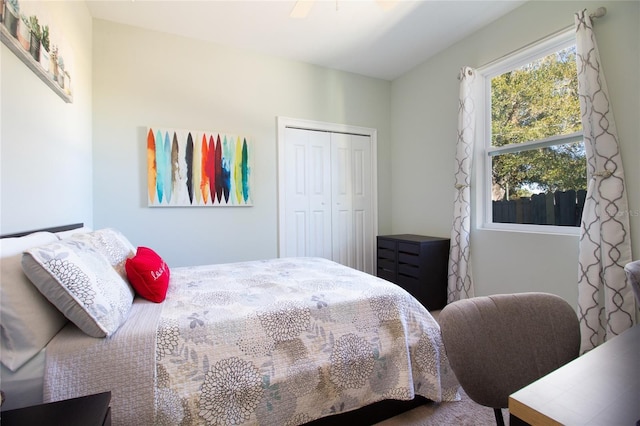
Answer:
[590, 6, 607, 19]
[468, 7, 607, 75]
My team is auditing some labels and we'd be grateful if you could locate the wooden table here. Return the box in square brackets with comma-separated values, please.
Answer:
[509, 324, 640, 425]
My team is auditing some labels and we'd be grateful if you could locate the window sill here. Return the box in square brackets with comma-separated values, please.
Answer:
[478, 222, 581, 237]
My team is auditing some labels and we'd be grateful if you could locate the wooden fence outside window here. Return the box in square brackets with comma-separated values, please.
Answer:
[492, 190, 587, 226]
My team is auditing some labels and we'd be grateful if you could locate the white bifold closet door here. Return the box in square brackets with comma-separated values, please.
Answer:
[281, 127, 374, 274]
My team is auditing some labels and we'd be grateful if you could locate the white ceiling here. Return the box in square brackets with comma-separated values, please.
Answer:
[86, 0, 526, 81]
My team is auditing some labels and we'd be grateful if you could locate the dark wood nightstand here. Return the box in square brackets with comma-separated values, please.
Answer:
[1, 392, 111, 426]
[377, 234, 449, 311]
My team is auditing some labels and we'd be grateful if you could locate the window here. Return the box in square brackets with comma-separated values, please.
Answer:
[477, 29, 586, 234]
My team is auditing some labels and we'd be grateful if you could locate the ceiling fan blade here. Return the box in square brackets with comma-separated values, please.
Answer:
[290, 0, 315, 19]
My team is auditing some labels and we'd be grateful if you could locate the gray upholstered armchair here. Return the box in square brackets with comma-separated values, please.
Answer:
[439, 292, 580, 426]
[624, 260, 640, 307]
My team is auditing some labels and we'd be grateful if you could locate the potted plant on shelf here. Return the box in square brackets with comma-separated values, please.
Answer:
[49, 44, 58, 80]
[64, 70, 71, 95]
[3, 0, 19, 38]
[40, 24, 50, 72]
[17, 13, 30, 51]
[28, 15, 40, 62]
[57, 55, 64, 88]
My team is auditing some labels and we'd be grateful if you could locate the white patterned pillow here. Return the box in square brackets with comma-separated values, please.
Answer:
[22, 239, 135, 338]
[62, 228, 135, 280]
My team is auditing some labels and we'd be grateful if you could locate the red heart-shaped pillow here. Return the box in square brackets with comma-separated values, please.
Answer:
[125, 247, 170, 303]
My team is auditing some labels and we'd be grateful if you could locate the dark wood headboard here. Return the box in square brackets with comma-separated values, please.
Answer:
[0, 223, 84, 239]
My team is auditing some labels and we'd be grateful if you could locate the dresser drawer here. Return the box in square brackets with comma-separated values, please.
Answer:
[377, 247, 395, 261]
[398, 252, 420, 266]
[397, 242, 420, 255]
[377, 239, 396, 250]
[377, 258, 396, 272]
[377, 268, 395, 282]
[397, 274, 420, 285]
[398, 263, 419, 279]
[396, 276, 421, 301]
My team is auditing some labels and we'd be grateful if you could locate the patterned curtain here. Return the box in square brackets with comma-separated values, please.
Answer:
[447, 66, 476, 303]
[575, 9, 635, 353]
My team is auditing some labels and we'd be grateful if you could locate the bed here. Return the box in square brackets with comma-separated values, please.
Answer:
[0, 224, 459, 425]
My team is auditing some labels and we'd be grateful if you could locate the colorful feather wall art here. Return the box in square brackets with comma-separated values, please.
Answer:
[147, 127, 252, 207]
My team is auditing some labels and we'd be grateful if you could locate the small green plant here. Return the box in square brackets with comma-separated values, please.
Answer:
[6, 0, 19, 14]
[41, 25, 50, 52]
[29, 15, 41, 41]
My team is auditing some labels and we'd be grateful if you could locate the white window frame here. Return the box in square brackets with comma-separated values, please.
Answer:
[475, 27, 582, 236]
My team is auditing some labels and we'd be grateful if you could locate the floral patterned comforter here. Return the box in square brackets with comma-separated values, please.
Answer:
[154, 257, 459, 425]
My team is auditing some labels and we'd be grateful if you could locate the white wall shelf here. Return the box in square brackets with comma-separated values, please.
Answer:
[1, 25, 72, 103]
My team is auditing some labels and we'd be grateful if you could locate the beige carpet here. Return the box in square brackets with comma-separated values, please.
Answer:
[374, 388, 509, 426]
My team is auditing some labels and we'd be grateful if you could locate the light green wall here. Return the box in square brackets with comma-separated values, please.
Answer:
[91, 19, 392, 267]
[391, 0, 639, 306]
[1, 1, 93, 233]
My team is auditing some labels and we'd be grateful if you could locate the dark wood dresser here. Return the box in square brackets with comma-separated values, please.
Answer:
[376, 234, 449, 311]
[1, 392, 111, 426]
